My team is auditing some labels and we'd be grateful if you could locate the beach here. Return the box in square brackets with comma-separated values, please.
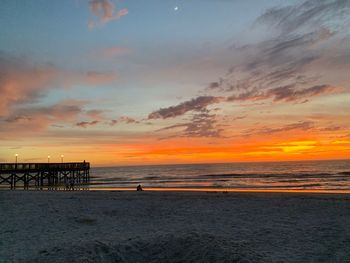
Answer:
[1, 190, 350, 262]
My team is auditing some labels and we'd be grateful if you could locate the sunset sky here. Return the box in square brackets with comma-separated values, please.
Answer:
[1, 0, 350, 166]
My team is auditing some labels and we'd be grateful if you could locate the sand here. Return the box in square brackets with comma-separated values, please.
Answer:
[1, 190, 350, 262]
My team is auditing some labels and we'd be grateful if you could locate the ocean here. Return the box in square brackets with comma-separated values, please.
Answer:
[90, 159, 350, 191]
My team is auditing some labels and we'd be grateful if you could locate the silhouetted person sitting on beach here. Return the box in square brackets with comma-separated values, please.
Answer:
[137, 184, 143, 191]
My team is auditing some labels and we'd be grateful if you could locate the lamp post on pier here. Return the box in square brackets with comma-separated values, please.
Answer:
[15, 153, 18, 170]
[48, 155, 50, 164]
[61, 155, 64, 163]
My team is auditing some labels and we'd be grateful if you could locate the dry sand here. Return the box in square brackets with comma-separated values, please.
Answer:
[1, 190, 350, 262]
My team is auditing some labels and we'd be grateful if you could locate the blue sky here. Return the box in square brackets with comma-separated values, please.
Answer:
[1, 0, 350, 165]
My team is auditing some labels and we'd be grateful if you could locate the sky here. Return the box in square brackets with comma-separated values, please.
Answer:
[0, 0, 350, 166]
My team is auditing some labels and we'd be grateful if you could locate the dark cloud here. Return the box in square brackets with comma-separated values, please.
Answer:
[245, 121, 314, 136]
[226, 84, 336, 103]
[206, 0, 348, 108]
[262, 57, 319, 87]
[109, 119, 118, 126]
[108, 116, 137, 126]
[256, 0, 350, 35]
[147, 0, 348, 128]
[5, 115, 32, 123]
[148, 96, 224, 119]
[321, 126, 341, 131]
[222, 56, 319, 95]
[223, 43, 324, 94]
[158, 112, 224, 138]
[266, 29, 334, 54]
[208, 82, 220, 89]
[119, 116, 137, 124]
[76, 120, 99, 128]
[207, 79, 224, 90]
[149, 82, 335, 122]
[227, 88, 266, 102]
[268, 84, 336, 102]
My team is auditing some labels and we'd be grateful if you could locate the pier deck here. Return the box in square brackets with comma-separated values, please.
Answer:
[0, 162, 90, 189]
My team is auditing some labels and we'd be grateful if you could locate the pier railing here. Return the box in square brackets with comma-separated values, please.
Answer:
[0, 162, 90, 173]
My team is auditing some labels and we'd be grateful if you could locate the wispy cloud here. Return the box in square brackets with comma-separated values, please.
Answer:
[244, 121, 315, 137]
[227, 84, 337, 103]
[267, 84, 337, 102]
[147, 1, 350, 124]
[0, 53, 57, 116]
[158, 111, 224, 138]
[321, 126, 341, 132]
[88, 0, 128, 28]
[119, 116, 137, 124]
[207, 0, 350, 107]
[148, 96, 224, 119]
[5, 100, 84, 123]
[109, 116, 137, 126]
[0, 100, 85, 136]
[0, 52, 116, 117]
[256, 0, 350, 35]
[76, 120, 99, 128]
[148, 82, 336, 122]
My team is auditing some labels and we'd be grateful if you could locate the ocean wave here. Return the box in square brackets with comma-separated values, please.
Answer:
[88, 161, 350, 190]
[198, 173, 335, 179]
[338, 172, 350, 175]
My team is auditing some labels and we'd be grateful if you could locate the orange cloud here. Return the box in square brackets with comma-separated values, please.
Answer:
[88, 0, 128, 28]
[0, 100, 85, 137]
[0, 55, 57, 116]
[0, 53, 116, 117]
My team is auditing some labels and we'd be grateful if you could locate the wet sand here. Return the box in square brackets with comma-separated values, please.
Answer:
[1, 190, 350, 262]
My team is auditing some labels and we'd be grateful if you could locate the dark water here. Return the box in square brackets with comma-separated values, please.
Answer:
[90, 159, 350, 191]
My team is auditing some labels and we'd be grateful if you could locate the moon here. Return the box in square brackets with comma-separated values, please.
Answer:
[174, 6, 179, 11]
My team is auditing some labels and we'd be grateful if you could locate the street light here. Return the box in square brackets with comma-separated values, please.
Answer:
[61, 155, 64, 163]
[15, 153, 18, 164]
[48, 155, 50, 163]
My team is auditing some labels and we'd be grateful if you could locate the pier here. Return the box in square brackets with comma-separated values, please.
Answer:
[0, 162, 90, 189]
